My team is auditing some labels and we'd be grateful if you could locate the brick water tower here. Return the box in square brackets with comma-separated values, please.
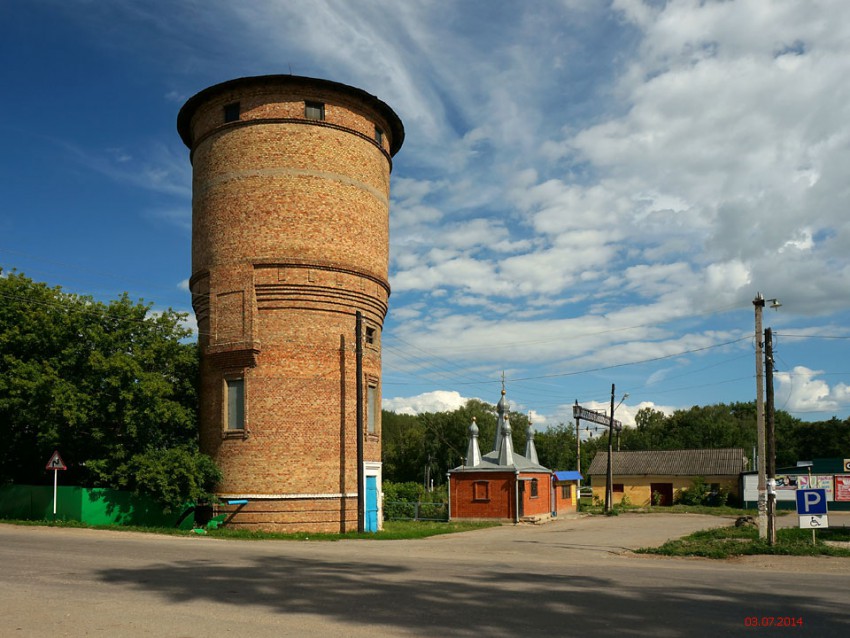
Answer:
[177, 75, 404, 532]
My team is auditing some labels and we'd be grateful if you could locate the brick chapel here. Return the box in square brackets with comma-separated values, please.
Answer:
[448, 387, 554, 523]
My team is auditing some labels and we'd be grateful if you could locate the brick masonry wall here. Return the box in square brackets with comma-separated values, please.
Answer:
[451, 471, 555, 521]
[590, 475, 739, 506]
[182, 76, 401, 532]
[520, 472, 553, 517]
[451, 473, 517, 521]
[553, 482, 577, 514]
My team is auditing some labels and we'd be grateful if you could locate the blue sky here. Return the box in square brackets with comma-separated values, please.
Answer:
[2, 1, 850, 429]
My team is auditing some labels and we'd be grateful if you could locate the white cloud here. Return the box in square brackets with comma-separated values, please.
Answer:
[382, 390, 472, 415]
[775, 366, 850, 414]
[30, 0, 850, 421]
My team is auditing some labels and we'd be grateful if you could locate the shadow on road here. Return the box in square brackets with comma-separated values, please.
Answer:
[97, 551, 850, 636]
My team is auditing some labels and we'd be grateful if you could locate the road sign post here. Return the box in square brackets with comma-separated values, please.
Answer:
[45, 451, 67, 518]
[796, 488, 828, 545]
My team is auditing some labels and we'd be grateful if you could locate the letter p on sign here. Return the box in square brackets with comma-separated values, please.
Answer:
[796, 488, 827, 515]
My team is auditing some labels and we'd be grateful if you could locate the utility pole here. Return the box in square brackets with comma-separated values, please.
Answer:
[753, 293, 781, 540]
[765, 327, 776, 546]
[605, 384, 615, 514]
[575, 411, 581, 480]
[753, 293, 767, 540]
[355, 311, 364, 533]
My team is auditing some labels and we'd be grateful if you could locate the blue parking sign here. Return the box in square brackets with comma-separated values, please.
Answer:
[796, 489, 828, 515]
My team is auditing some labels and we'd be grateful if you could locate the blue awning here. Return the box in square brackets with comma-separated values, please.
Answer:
[553, 471, 582, 482]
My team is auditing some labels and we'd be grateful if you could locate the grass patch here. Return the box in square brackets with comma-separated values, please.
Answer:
[198, 520, 497, 541]
[0, 518, 497, 541]
[636, 525, 850, 559]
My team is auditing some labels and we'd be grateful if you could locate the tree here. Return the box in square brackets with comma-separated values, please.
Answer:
[381, 398, 535, 485]
[381, 410, 425, 484]
[534, 423, 576, 470]
[0, 270, 218, 507]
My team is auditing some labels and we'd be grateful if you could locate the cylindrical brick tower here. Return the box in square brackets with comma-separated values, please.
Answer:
[177, 75, 403, 532]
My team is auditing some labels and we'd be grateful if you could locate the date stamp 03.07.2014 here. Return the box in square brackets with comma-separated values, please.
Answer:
[744, 617, 804, 628]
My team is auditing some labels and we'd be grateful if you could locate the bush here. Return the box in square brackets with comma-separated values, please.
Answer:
[116, 447, 221, 511]
[675, 476, 729, 507]
[383, 481, 447, 520]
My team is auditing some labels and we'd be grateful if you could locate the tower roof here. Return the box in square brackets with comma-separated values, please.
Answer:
[177, 74, 405, 155]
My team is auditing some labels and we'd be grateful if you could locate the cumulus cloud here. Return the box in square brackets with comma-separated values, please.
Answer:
[775, 366, 850, 415]
[382, 390, 473, 415]
[38, 0, 850, 421]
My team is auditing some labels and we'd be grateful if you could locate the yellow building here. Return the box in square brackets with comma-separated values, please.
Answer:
[587, 448, 747, 506]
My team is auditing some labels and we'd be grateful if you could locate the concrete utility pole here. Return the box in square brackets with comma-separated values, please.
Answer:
[753, 294, 767, 539]
[605, 384, 615, 514]
[765, 327, 777, 546]
[753, 293, 780, 540]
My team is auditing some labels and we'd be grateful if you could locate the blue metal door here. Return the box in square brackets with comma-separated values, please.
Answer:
[365, 476, 379, 532]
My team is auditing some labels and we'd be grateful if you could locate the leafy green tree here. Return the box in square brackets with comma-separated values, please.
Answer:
[381, 398, 535, 485]
[534, 423, 577, 470]
[784, 416, 850, 465]
[0, 270, 217, 507]
[381, 410, 425, 484]
[380, 391, 849, 489]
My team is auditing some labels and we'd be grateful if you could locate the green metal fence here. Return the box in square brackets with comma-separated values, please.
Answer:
[0, 485, 193, 528]
[383, 501, 448, 522]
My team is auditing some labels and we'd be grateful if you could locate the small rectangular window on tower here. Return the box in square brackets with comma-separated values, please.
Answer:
[223, 102, 241, 123]
[375, 126, 384, 145]
[365, 326, 376, 345]
[367, 383, 378, 434]
[226, 378, 245, 430]
[305, 101, 325, 121]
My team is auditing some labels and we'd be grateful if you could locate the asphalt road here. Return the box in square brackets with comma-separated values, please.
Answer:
[1, 514, 849, 637]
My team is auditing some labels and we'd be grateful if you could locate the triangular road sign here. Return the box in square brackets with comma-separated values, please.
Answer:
[45, 450, 67, 471]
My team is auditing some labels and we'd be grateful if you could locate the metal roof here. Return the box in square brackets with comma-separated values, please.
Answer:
[586, 448, 747, 477]
[450, 449, 551, 473]
[553, 471, 583, 482]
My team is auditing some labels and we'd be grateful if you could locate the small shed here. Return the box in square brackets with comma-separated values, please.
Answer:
[448, 388, 552, 523]
[552, 470, 582, 515]
[587, 448, 747, 506]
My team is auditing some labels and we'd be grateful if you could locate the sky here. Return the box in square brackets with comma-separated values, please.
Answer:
[2, 0, 850, 432]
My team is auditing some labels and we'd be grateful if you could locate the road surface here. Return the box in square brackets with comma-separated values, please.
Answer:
[1, 513, 848, 637]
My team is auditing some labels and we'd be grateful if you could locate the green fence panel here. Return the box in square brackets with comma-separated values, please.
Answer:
[0, 485, 189, 527]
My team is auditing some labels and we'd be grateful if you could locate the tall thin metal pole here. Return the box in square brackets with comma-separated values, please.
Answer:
[765, 327, 776, 546]
[355, 311, 364, 533]
[753, 294, 767, 539]
[605, 384, 615, 513]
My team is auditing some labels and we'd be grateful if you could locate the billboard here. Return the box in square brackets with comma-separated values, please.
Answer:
[835, 475, 850, 502]
[797, 474, 834, 499]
